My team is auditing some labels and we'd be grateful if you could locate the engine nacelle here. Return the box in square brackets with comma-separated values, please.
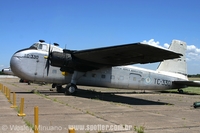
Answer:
[50, 52, 73, 68]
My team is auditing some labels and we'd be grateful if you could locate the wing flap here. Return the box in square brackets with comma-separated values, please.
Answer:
[73, 43, 182, 66]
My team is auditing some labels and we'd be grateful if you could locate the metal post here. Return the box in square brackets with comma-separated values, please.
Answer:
[11, 92, 17, 108]
[7, 89, 11, 102]
[69, 128, 76, 133]
[34, 106, 39, 133]
[18, 98, 26, 116]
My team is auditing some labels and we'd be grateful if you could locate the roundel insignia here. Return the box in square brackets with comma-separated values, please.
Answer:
[145, 77, 151, 83]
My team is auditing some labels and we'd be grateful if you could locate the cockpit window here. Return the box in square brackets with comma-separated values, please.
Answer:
[38, 44, 43, 49]
[38, 44, 47, 51]
[29, 43, 39, 49]
[29, 43, 48, 51]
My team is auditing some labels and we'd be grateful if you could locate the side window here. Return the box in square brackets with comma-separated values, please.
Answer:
[42, 45, 47, 51]
[38, 44, 43, 49]
[38, 44, 47, 51]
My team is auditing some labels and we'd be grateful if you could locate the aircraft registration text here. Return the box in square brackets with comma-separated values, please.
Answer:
[24, 54, 39, 59]
[154, 78, 171, 86]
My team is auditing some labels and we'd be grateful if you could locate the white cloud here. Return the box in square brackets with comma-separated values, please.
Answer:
[142, 39, 200, 62]
[141, 39, 160, 46]
[187, 45, 200, 53]
[163, 43, 170, 48]
[185, 45, 200, 61]
[186, 46, 200, 61]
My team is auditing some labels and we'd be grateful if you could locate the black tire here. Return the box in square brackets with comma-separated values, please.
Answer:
[178, 89, 184, 94]
[64, 83, 77, 95]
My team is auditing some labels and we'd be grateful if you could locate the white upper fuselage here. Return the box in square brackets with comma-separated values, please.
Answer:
[10, 42, 188, 91]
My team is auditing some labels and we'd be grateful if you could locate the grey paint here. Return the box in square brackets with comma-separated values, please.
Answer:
[10, 40, 190, 91]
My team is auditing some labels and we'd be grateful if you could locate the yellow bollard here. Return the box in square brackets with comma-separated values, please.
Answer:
[69, 128, 75, 133]
[5, 87, 8, 96]
[18, 98, 26, 116]
[4, 86, 6, 95]
[6, 88, 9, 99]
[7, 89, 11, 102]
[11, 92, 17, 108]
[0, 84, 1, 92]
[34, 106, 39, 133]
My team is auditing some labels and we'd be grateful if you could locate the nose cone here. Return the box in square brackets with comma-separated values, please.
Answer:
[10, 49, 38, 81]
[10, 53, 22, 77]
[10, 51, 30, 79]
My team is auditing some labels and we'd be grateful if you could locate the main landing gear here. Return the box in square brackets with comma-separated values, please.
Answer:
[64, 71, 84, 95]
[64, 83, 78, 95]
[52, 84, 78, 94]
[52, 71, 84, 95]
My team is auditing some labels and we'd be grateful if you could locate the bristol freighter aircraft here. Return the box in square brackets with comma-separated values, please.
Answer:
[10, 40, 200, 95]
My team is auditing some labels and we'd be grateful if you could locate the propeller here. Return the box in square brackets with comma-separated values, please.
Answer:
[45, 44, 52, 76]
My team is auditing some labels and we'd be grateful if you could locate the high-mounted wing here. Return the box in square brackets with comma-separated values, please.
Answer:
[49, 42, 182, 73]
[73, 43, 182, 65]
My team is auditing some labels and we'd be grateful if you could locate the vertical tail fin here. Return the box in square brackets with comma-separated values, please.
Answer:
[157, 40, 187, 76]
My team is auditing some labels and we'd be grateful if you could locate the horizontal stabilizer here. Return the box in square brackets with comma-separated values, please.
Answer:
[173, 81, 200, 87]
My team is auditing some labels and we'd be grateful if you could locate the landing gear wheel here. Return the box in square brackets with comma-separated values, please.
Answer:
[65, 83, 77, 95]
[178, 89, 184, 94]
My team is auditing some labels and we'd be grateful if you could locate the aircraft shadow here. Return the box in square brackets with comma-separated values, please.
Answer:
[160, 90, 200, 95]
[13, 89, 171, 105]
[71, 89, 170, 105]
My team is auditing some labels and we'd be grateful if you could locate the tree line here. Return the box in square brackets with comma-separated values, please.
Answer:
[188, 74, 200, 78]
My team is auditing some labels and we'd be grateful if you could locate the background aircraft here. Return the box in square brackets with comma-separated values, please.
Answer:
[10, 40, 200, 95]
[1, 67, 14, 75]
[1, 67, 32, 84]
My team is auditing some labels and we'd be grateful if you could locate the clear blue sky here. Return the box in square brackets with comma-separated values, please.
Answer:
[1, 0, 200, 74]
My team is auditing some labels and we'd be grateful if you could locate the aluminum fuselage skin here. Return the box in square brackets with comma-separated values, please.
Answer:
[10, 44, 188, 91]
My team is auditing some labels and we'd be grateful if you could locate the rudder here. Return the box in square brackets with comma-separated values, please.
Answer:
[157, 40, 187, 76]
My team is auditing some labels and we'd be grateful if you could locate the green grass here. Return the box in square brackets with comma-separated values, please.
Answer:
[163, 87, 200, 95]
[162, 77, 200, 95]
[24, 119, 34, 130]
[134, 125, 145, 133]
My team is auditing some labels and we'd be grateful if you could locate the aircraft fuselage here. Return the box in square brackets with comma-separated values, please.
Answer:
[10, 44, 187, 91]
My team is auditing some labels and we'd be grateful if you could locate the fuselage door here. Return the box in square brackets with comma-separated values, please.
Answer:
[34, 44, 48, 80]
[128, 73, 142, 89]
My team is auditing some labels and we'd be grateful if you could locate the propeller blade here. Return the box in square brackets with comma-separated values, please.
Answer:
[45, 44, 51, 76]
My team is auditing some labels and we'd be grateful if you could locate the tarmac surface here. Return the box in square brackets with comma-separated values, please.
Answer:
[0, 76, 200, 133]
